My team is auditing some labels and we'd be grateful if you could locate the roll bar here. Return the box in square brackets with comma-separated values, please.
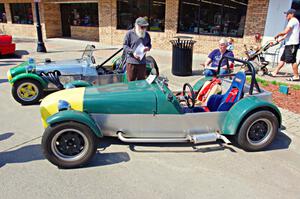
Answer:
[97, 48, 124, 69]
[217, 55, 261, 95]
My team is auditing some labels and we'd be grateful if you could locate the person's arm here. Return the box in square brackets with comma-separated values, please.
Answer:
[144, 33, 152, 52]
[275, 19, 294, 39]
[204, 58, 212, 68]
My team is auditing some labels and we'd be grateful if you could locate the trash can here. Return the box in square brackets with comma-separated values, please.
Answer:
[170, 36, 196, 76]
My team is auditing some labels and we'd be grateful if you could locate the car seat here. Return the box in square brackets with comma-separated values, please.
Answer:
[205, 71, 246, 112]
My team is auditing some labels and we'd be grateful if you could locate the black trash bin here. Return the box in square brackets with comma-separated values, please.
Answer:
[170, 36, 196, 76]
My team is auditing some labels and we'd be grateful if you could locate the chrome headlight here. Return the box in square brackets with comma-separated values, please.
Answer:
[58, 100, 71, 111]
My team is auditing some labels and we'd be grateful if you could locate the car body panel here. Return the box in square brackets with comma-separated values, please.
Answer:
[83, 81, 157, 114]
[222, 96, 281, 135]
[35, 59, 98, 76]
[46, 110, 102, 137]
[40, 87, 85, 127]
[91, 112, 227, 138]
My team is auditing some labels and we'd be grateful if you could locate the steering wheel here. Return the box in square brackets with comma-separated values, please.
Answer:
[183, 83, 196, 108]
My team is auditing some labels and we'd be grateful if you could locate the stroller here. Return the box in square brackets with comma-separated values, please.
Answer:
[243, 40, 279, 76]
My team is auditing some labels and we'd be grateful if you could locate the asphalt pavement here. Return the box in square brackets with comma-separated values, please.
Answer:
[0, 38, 300, 199]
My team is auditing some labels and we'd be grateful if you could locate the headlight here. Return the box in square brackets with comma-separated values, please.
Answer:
[7, 70, 12, 81]
[58, 100, 71, 111]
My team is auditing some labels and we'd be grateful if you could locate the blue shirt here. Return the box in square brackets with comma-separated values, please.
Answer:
[208, 49, 234, 68]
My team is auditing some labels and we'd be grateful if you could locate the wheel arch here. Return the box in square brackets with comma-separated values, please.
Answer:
[222, 97, 281, 135]
[11, 73, 48, 88]
[46, 110, 103, 138]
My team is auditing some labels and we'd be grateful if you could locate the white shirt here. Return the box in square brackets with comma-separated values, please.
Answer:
[285, 17, 300, 45]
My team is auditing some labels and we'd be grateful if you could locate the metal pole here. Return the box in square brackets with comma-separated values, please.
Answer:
[35, 1, 47, 52]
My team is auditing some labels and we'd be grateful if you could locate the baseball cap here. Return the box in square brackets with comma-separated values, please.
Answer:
[284, 9, 296, 15]
[135, 17, 149, 26]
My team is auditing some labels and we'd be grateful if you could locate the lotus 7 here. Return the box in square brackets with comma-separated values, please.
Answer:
[7, 45, 158, 105]
[40, 56, 281, 168]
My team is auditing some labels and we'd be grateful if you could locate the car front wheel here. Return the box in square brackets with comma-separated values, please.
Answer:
[42, 122, 97, 169]
[12, 79, 43, 105]
[236, 110, 279, 151]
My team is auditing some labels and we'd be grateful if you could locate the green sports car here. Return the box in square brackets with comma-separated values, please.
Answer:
[7, 45, 158, 105]
[40, 56, 281, 168]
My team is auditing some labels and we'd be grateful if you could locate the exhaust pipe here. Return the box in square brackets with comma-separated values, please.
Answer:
[190, 133, 231, 144]
[117, 132, 231, 144]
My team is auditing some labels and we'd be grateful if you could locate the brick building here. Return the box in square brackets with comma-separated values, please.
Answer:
[0, 0, 297, 54]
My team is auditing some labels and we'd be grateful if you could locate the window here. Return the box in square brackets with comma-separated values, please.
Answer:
[69, 3, 98, 27]
[0, 4, 6, 23]
[117, 0, 166, 32]
[178, 0, 248, 37]
[10, 3, 33, 25]
[292, 0, 300, 21]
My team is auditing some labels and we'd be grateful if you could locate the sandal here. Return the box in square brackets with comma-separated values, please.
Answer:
[286, 77, 300, 81]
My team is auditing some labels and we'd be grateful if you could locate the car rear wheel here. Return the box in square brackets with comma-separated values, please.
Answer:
[42, 122, 97, 169]
[12, 79, 44, 105]
[236, 110, 279, 151]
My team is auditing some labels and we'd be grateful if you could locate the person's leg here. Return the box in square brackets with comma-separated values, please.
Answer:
[272, 46, 288, 76]
[272, 61, 285, 76]
[291, 44, 299, 79]
[136, 64, 146, 80]
[203, 69, 214, 77]
[220, 69, 228, 75]
[292, 63, 299, 79]
[126, 63, 136, 81]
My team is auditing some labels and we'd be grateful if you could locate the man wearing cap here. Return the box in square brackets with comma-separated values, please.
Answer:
[202, 38, 234, 77]
[123, 17, 152, 81]
[271, 9, 300, 81]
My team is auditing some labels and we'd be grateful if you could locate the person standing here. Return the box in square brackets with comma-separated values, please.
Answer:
[123, 17, 152, 81]
[271, 9, 300, 81]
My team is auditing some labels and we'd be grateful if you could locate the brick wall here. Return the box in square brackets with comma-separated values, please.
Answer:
[0, 0, 270, 56]
[71, 26, 99, 41]
[43, 2, 62, 38]
[99, 0, 270, 56]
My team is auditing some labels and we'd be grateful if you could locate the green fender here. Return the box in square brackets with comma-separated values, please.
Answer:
[10, 73, 48, 88]
[46, 110, 103, 137]
[222, 96, 282, 135]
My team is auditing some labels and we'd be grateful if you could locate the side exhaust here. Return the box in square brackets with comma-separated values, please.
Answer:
[117, 132, 231, 144]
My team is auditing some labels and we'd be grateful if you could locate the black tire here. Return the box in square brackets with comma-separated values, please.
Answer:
[236, 110, 279, 151]
[42, 122, 98, 169]
[146, 55, 159, 76]
[12, 79, 44, 105]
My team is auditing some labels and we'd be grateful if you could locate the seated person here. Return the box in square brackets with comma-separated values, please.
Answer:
[203, 38, 234, 77]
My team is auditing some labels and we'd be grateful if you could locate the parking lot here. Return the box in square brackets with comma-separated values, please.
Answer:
[1, 38, 300, 199]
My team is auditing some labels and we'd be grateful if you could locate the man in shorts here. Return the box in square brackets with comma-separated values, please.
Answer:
[271, 9, 300, 81]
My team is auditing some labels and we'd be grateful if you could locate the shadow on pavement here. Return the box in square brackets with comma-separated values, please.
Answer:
[0, 79, 8, 84]
[0, 144, 44, 168]
[0, 132, 14, 141]
[264, 130, 291, 151]
[0, 50, 29, 59]
[192, 69, 204, 76]
[85, 151, 130, 169]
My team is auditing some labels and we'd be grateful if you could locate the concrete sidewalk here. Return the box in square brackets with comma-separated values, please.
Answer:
[12, 37, 300, 86]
